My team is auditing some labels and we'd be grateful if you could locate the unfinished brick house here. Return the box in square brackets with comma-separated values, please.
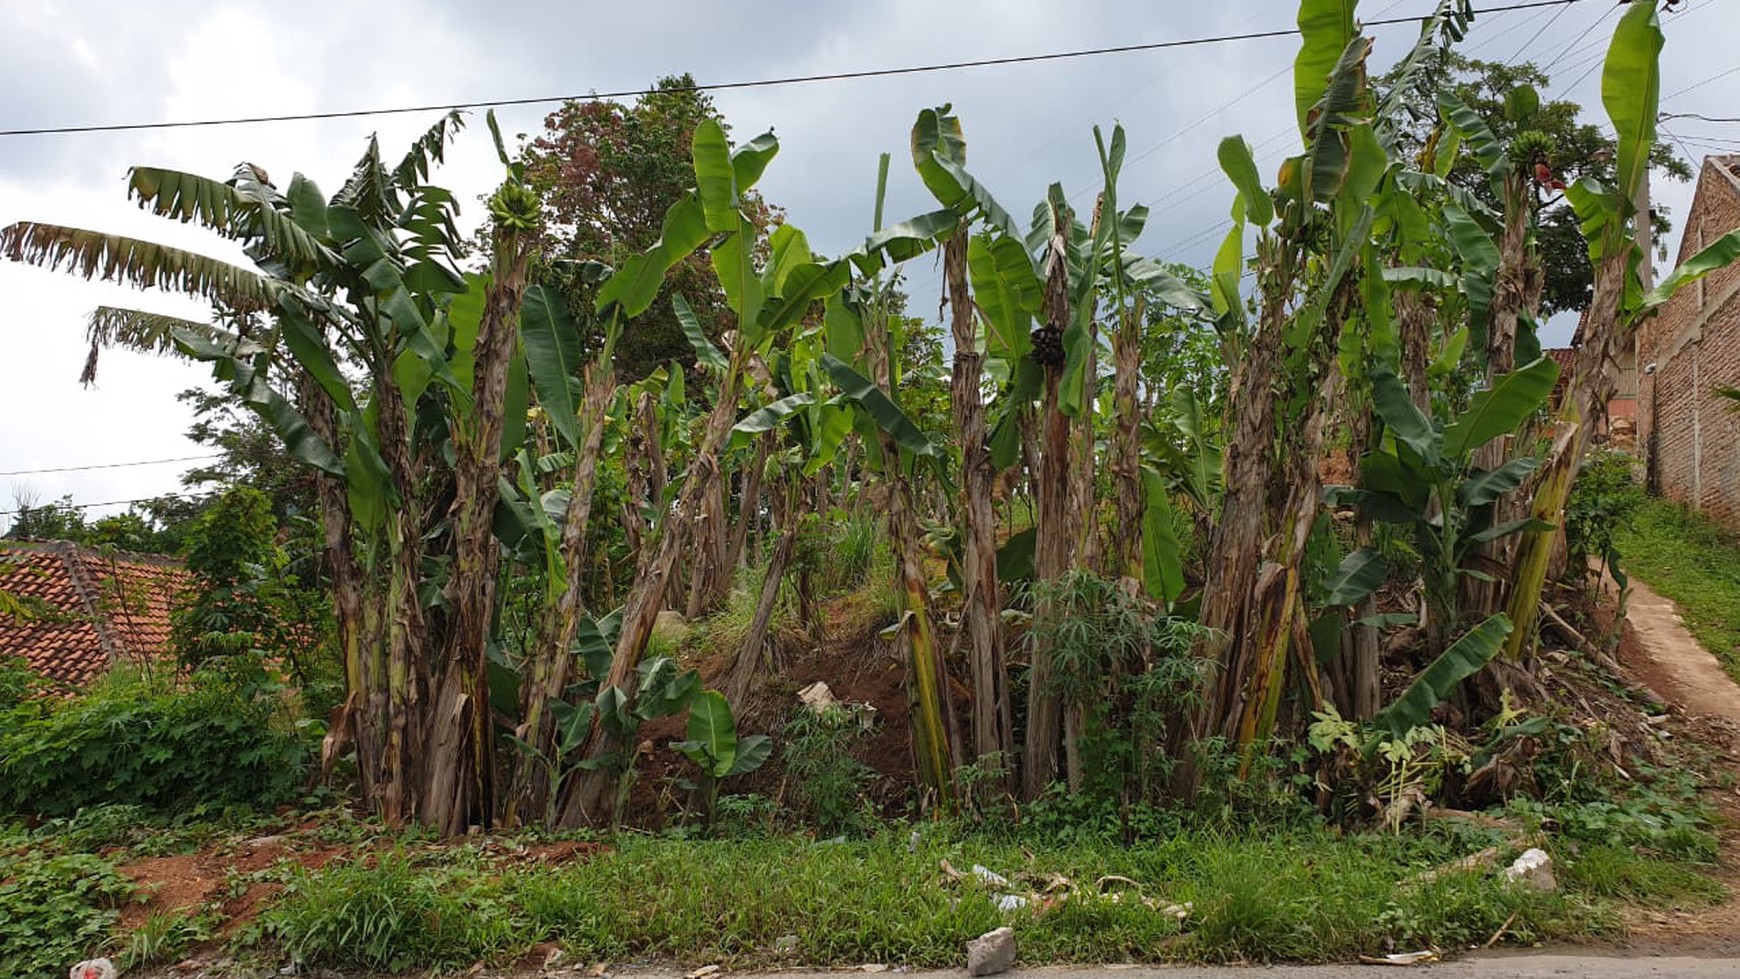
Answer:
[1638, 153, 1740, 524]
[0, 540, 191, 686]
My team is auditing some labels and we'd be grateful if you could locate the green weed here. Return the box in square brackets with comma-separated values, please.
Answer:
[0, 852, 134, 979]
[259, 851, 518, 972]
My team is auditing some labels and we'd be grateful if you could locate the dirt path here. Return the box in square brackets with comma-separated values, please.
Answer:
[1606, 574, 1740, 954]
[1617, 577, 1740, 724]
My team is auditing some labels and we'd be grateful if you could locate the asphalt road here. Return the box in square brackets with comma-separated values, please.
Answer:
[609, 958, 1740, 979]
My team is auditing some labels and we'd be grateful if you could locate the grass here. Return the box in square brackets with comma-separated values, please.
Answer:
[2, 793, 1720, 976]
[248, 826, 1622, 972]
[1614, 497, 1740, 681]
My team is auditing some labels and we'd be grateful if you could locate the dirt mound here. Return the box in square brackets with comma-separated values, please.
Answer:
[117, 834, 349, 933]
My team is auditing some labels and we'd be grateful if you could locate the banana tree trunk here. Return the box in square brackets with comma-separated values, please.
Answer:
[726, 475, 799, 705]
[887, 456, 959, 806]
[1110, 298, 1145, 581]
[427, 231, 532, 835]
[374, 386, 431, 828]
[305, 374, 379, 797]
[1504, 249, 1629, 661]
[945, 231, 1014, 788]
[1197, 290, 1286, 747]
[505, 362, 616, 826]
[1024, 227, 1077, 802]
[1228, 375, 1333, 761]
[1396, 290, 1434, 416]
[566, 352, 746, 826]
[1466, 170, 1536, 618]
[729, 435, 768, 571]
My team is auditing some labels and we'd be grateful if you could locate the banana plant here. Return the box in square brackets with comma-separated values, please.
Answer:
[1, 112, 543, 836]
[671, 689, 773, 824]
[912, 106, 1023, 790]
[1196, 3, 1390, 771]
[1327, 357, 1560, 649]
[1503, 1, 1740, 660]
[566, 121, 849, 826]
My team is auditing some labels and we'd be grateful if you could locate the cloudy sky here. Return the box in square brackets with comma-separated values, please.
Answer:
[1, 0, 1735, 532]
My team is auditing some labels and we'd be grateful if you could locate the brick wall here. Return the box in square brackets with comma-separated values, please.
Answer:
[1639, 155, 1740, 525]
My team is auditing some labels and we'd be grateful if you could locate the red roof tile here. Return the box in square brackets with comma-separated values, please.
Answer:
[0, 541, 192, 686]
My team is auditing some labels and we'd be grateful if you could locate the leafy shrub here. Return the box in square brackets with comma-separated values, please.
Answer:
[782, 705, 875, 835]
[0, 657, 42, 710]
[1025, 570, 1206, 807]
[0, 663, 313, 818]
[1565, 449, 1645, 576]
[0, 852, 134, 979]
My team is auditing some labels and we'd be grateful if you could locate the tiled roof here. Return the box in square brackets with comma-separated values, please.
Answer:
[1544, 347, 1577, 402]
[0, 541, 192, 686]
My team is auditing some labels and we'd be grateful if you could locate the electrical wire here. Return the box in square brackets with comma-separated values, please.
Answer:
[0, 454, 219, 478]
[0, 0, 1587, 139]
[0, 492, 206, 518]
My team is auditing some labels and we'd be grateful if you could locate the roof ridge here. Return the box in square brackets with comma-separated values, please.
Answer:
[0, 538, 185, 569]
[53, 542, 129, 664]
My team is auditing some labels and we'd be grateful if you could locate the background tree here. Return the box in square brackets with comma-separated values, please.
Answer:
[1383, 52, 1691, 316]
[524, 74, 780, 381]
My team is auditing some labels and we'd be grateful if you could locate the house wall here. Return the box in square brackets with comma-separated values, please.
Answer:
[1639, 156, 1740, 524]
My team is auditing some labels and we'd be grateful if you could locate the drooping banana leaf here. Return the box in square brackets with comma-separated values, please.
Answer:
[1374, 613, 1513, 738]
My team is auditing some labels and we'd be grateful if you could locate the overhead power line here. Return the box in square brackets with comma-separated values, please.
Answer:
[0, 492, 206, 518]
[0, 454, 220, 478]
[1662, 113, 1740, 124]
[0, 0, 1585, 139]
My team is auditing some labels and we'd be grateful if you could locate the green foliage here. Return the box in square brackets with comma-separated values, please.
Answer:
[1564, 450, 1645, 577]
[1026, 571, 1207, 806]
[523, 74, 776, 382]
[3, 494, 189, 555]
[249, 826, 1623, 970]
[1334, 360, 1557, 644]
[118, 908, 215, 971]
[172, 486, 287, 665]
[781, 705, 876, 836]
[672, 690, 772, 823]
[0, 852, 134, 979]
[0, 665, 312, 818]
[1373, 614, 1513, 738]
[0, 657, 43, 709]
[261, 852, 515, 973]
[1378, 51, 1691, 315]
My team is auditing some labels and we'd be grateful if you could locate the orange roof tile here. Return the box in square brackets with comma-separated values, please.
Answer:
[0, 541, 192, 686]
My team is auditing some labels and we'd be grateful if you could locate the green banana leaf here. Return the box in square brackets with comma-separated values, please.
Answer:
[692, 118, 739, 233]
[1141, 467, 1186, 603]
[1371, 370, 1437, 463]
[1440, 356, 1559, 461]
[1602, 2, 1662, 213]
[677, 689, 738, 778]
[520, 285, 585, 448]
[1639, 229, 1740, 316]
[1218, 136, 1273, 226]
[1323, 546, 1388, 607]
[1294, 0, 1358, 139]
[1374, 613, 1513, 738]
[820, 353, 939, 458]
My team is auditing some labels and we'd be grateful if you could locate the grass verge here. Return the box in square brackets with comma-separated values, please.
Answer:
[1614, 498, 1740, 681]
[253, 828, 1624, 972]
